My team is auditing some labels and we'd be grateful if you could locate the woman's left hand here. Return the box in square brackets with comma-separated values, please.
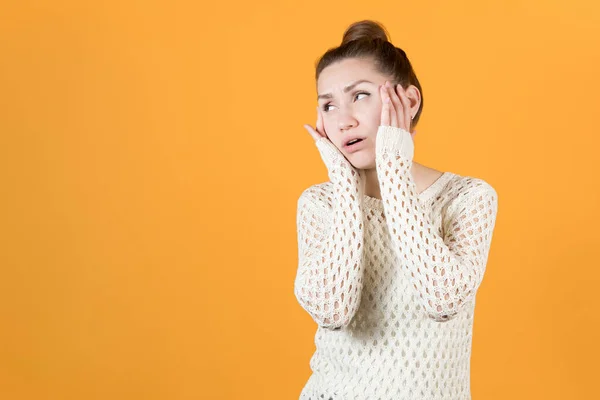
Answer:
[380, 81, 416, 141]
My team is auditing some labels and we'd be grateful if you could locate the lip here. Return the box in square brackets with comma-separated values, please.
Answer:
[343, 138, 367, 153]
[343, 136, 366, 146]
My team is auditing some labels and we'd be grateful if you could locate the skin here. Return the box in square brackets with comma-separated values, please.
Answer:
[304, 57, 444, 200]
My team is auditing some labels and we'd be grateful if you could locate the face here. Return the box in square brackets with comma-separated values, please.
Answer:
[317, 57, 395, 169]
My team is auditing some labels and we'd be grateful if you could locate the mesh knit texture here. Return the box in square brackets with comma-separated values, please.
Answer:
[294, 126, 499, 400]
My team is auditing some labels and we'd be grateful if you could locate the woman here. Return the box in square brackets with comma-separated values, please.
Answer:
[294, 20, 499, 400]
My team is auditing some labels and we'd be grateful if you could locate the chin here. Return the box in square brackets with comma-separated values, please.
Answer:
[347, 151, 375, 170]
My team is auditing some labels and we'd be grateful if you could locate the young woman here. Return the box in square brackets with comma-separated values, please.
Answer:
[294, 20, 499, 400]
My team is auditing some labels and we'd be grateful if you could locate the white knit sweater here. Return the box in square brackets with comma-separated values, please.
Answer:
[294, 125, 499, 400]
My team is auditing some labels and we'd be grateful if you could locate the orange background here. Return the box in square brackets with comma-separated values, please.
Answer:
[1, 1, 599, 399]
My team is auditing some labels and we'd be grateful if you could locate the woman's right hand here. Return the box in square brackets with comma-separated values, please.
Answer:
[303, 106, 354, 173]
[303, 106, 329, 142]
[304, 106, 366, 195]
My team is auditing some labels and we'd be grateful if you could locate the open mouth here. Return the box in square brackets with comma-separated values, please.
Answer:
[346, 138, 363, 146]
[344, 138, 366, 152]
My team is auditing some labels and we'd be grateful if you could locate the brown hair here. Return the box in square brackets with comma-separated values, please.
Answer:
[315, 20, 424, 128]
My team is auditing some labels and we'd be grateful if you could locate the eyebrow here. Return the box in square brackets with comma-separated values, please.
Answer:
[317, 79, 374, 101]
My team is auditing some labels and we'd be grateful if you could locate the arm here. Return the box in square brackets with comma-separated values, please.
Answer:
[294, 137, 366, 330]
[375, 125, 499, 322]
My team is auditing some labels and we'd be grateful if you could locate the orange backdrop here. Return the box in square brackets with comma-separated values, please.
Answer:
[1, 1, 599, 399]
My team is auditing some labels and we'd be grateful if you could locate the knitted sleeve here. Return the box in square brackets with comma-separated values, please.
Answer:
[294, 137, 366, 330]
[375, 125, 499, 322]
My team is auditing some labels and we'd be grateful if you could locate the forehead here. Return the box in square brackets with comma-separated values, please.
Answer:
[317, 57, 383, 94]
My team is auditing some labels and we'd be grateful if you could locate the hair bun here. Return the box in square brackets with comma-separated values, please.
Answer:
[341, 20, 390, 46]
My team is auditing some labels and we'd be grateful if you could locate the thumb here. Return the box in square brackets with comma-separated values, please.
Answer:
[303, 124, 320, 142]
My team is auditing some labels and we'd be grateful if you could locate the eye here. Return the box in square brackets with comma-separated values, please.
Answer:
[322, 91, 371, 112]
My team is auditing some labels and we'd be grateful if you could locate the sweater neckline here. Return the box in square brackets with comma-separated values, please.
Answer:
[363, 171, 454, 210]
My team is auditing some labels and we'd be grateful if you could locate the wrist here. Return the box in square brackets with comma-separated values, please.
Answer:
[315, 137, 351, 174]
[375, 125, 414, 160]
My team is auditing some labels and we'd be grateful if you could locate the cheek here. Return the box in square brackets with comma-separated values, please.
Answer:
[362, 100, 382, 120]
[323, 119, 334, 137]
[373, 100, 383, 116]
[365, 106, 382, 126]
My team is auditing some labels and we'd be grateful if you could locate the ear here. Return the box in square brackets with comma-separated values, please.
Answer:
[405, 85, 421, 116]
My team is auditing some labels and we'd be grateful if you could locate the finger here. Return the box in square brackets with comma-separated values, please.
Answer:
[380, 85, 390, 126]
[319, 108, 330, 139]
[316, 106, 326, 138]
[306, 109, 321, 142]
[386, 82, 403, 129]
[386, 85, 398, 127]
[303, 124, 320, 141]
[396, 84, 412, 130]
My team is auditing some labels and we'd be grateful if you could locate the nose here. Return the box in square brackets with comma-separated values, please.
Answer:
[337, 108, 358, 131]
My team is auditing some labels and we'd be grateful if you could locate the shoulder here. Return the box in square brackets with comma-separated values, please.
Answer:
[446, 173, 498, 200]
[441, 173, 498, 218]
[297, 181, 334, 214]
